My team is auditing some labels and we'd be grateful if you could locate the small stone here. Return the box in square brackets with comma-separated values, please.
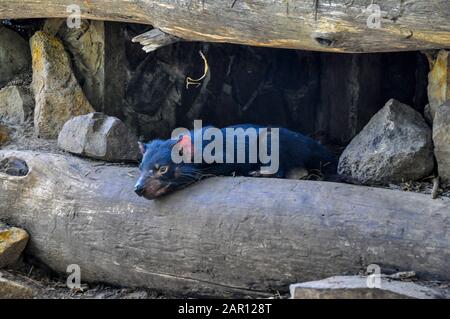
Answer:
[0, 157, 29, 176]
[0, 224, 29, 268]
[0, 27, 31, 86]
[433, 100, 450, 181]
[286, 167, 309, 180]
[0, 85, 34, 124]
[290, 276, 445, 299]
[58, 112, 140, 162]
[30, 31, 94, 139]
[0, 276, 34, 299]
[338, 99, 434, 184]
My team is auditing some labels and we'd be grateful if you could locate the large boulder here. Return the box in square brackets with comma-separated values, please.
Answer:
[58, 112, 140, 162]
[433, 101, 450, 181]
[44, 19, 125, 116]
[427, 50, 449, 121]
[57, 19, 105, 111]
[0, 85, 34, 124]
[30, 31, 94, 139]
[0, 223, 29, 268]
[338, 99, 434, 184]
[0, 27, 31, 87]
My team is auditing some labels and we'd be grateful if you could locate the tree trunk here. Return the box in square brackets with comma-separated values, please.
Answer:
[1, 0, 449, 53]
[0, 150, 449, 297]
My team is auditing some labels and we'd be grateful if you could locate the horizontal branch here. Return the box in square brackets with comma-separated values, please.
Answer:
[0, 1, 449, 52]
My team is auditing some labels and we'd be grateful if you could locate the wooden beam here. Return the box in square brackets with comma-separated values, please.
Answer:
[0, 150, 449, 297]
[0, 1, 449, 53]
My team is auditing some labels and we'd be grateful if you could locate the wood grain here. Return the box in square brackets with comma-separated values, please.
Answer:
[0, 150, 449, 296]
[0, 1, 449, 52]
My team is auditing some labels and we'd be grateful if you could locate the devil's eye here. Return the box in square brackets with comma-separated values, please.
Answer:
[159, 166, 169, 174]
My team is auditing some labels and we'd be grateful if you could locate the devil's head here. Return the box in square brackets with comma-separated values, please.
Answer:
[134, 135, 199, 200]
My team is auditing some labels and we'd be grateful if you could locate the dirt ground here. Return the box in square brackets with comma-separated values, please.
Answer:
[1, 258, 449, 299]
[1, 258, 288, 299]
[1, 259, 169, 299]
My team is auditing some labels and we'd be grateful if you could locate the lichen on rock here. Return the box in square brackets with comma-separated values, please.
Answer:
[30, 31, 94, 139]
[427, 50, 450, 122]
[0, 224, 29, 268]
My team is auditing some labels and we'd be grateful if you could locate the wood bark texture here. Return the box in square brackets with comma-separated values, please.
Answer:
[0, 1, 449, 52]
[0, 150, 449, 296]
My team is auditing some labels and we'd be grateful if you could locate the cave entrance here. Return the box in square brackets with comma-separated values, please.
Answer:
[122, 24, 430, 149]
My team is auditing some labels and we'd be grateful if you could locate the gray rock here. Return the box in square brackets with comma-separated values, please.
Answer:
[42, 18, 65, 36]
[0, 85, 34, 124]
[46, 19, 125, 117]
[0, 223, 29, 268]
[424, 103, 434, 125]
[433, 100, 450, 181]
[58, 112, 140, 162]
[30, 31, 94, 139]
[0, 156, 29, 176]
[0, 27, 31, 87]
[290, 276, 445, 299]
[57, 20, 105, 111]
[338, 99, 434, 184]
[0, 275, 34, 299]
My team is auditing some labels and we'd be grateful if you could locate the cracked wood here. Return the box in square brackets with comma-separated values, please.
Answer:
[0, 150, 449, 296]
[0, 0, 449, 52]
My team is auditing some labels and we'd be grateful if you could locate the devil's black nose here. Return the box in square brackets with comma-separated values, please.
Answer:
[134, 185, 144, 196]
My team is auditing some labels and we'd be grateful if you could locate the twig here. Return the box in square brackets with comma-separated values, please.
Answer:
[382, 271, 416, 280]
[14, 272, 46, 288]
[186, 51, 209, 89]
[27, 265, 34, 277]
[344, 0, 354, 8]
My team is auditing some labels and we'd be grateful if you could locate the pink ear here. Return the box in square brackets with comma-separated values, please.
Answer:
[177, 135, 193, 161]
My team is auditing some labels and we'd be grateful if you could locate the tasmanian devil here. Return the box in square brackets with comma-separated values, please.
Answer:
[134, 124, 337, 200]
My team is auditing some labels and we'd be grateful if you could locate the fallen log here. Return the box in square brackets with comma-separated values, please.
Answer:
[0, 150, 449, 297]
[1, 1, 449, 53]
